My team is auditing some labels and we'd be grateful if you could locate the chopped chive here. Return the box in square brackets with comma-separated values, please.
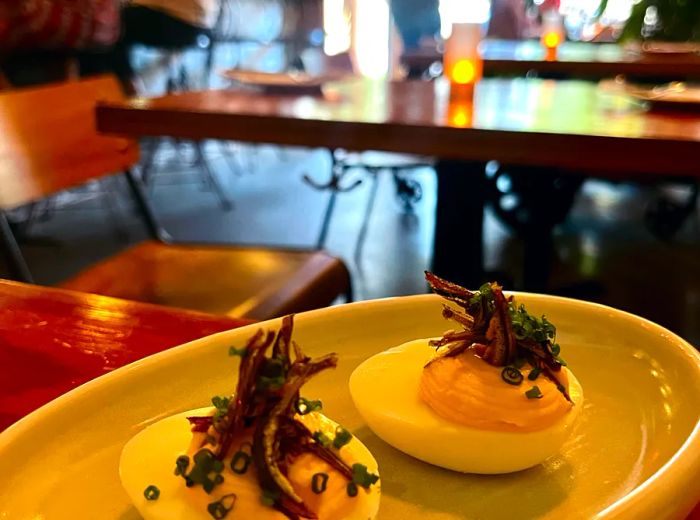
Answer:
[207, 493, 236, 519]
[527, 367, 541, 381]
[346, 482, 359, 497]
[228, 346, 247, 357]
[311, 472, 329, 494]
[143, 485, 160, 501]
[555, 356, 568, 366]
[188, 449, 225, 494]
[174, 455, 190, 476]
[211, 396, 231, 421]
[351, 463, 379, 488]
[312, 431, 332, 448]
[501, 366, 523, 386]
[525, 386, 543, 399]
[332, 427, 352, 449]
[230, 450, 252, 474]
[295, 397, 323, 415]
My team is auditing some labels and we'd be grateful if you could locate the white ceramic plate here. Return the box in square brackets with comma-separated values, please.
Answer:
[1, 294, 700, 519]
[221, 70, 344, 89]
[641, 42, 700, 55]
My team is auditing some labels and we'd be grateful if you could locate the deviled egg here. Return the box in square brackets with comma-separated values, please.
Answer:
[121, 316, 381, 519]
[350, 272, 583, 474]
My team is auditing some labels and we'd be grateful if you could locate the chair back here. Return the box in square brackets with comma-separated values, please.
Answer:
[0, 75, 139, 211]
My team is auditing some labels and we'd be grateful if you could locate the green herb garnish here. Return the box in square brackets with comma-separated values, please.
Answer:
[174, 455, 190, 476]
[143, 485, 160, 501]
[257, 357, 287, 390]
[528, 367, 541, 381]
[332, 427, 353, 449]
[468, 282, 495, 313]
[228, 346, 247, 357]
[311, 472, 329, 494]
[501, 366, 523, 385]
[351, 463, 379, 488]
[211, 396, 231, 420]
[346, 482, 359, 497]
[509, 304, 556, 343]
[186, 449, 225, 493]
[295, 397, 323, 415]
[525, 386, 544, 399]
[207, 493, 237, 519]
[312, 431, 332, 448]
[230, 450, 252, 474]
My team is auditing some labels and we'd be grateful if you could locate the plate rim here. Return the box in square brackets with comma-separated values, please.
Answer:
[2, 293, 699, 518]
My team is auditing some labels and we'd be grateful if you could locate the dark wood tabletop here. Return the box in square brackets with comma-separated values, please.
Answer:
[0, 280, 249, 431]
[95, 77, 700, 289]
[97, 78, 700, 177]
[403, 39, 700, 80]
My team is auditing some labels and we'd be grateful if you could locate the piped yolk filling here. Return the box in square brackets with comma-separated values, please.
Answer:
[419, 350, 573, 433]
[182, 411, 373, 519]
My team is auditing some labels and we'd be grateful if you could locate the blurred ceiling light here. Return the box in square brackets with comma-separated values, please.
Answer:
[323, 0, 351, 56]
[439, 0, 490, 38]
[354, 0, 390, 77]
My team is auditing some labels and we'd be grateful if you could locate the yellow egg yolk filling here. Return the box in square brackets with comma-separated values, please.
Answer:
[419, 350, 573, 433]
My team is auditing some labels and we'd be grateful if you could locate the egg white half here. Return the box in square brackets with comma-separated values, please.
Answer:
[120, 408, 380, 519]
[349, 339, 583, 474]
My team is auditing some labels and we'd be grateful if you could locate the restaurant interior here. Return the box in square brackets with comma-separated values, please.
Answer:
[1, 0, 700, 518]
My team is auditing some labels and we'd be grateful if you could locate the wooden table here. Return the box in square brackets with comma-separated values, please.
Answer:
[0, 280, 249, 431]
[96, 77, 700, 288]
[404, 39, 700, 80]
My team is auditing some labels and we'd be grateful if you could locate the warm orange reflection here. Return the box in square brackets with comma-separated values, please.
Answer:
[447, 99, 474, 127]
[544, 47, 558, 61]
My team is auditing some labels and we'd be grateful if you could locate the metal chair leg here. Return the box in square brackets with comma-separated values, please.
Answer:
[0, 210, 33, 282]
[101, 177, 130, 242]
[123, 169, 172, 243]
[316, 188, 338, 249]
[194, 141, 234, 211]
[307, 151, 363, 249]
[139, 137, 160, 188]
[353, 168, 381, 264]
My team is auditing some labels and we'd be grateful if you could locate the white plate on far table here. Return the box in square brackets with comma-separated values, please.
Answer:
[640, 41, 700, 55]
[0, 294, 699, 519]
[221, 69, 345, 92]
[601, 79, 700, 108]
[627, 82, 700, 107]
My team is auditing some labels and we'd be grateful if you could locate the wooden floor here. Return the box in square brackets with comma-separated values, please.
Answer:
[4, 141, 698, 346]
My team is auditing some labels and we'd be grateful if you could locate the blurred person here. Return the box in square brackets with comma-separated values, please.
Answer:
[389, 0, 441, 50]
[80, 0, 220, 93]
[487, 0, 530, 40]
[0, 0, 120, 86]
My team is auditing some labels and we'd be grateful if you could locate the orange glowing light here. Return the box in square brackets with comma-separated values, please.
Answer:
[542, 32, 561, 49]
[451, 59, 477, 84]
[448, 98, 474, 128]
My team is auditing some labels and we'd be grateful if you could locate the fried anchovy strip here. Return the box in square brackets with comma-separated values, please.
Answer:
[253, 354, 338, 519]
[441, 304, 474, 328]
[426, 330, 486, 367]
[425, 271, 474, 309]
[216, 328, 275, 458]
[482, 285, 517, 366]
